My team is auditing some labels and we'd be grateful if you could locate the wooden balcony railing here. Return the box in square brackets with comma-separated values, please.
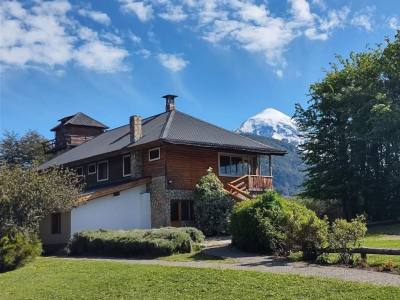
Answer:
[226, 175, 273, 201]
[42, 135, 94, 154]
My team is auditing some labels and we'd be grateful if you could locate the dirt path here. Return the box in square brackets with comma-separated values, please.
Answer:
[64, 240, 400, 287]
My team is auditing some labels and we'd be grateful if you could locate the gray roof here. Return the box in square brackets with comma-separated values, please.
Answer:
[51, 112, 108, 131]
[40, 110, 285, 169]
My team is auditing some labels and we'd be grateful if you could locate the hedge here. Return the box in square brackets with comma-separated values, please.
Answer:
[68, 227, 204, 257]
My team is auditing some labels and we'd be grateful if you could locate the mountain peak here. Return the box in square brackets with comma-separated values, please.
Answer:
[238, 108, 302, 145]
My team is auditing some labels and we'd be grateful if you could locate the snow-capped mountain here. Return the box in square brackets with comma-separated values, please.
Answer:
[237, 108, 302, 145]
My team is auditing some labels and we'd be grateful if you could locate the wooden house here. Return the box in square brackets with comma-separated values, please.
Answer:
[39, 95, 286, 245]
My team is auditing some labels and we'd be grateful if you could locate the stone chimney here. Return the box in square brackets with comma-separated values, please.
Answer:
[163, 94, 178, 112]
[129, 115, 142, 143]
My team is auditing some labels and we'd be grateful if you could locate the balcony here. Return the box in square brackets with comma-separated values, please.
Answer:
[42, 135, 94, 154]
[226, 175, 273, 201]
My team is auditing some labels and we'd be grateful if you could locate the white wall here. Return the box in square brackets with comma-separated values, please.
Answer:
[70, 185, 151, 236]
[39, 211, 71, 245]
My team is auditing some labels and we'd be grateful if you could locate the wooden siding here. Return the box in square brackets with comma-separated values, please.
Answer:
[142, 146, 166, 178]
[165, 144, 245, 190]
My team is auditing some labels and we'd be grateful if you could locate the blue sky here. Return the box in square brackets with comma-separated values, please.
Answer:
[1, 0, 399, 139]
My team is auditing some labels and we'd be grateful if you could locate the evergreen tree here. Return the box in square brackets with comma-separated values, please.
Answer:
[295, 31, 400, 221]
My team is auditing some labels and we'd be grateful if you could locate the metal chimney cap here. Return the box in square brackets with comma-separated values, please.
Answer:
[162, 94, 178, 100]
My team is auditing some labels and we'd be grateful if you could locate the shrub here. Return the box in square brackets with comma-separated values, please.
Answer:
[328, 215, 367, 264]
[68, 227, 202, 258]
[281, 200, 329, 260]
[231, 191, 328, 258]
[194, 168, 234, 236]
[0, 229, 42, 272]
[231, 192, 286, 253]
[176, 227, 205, 244]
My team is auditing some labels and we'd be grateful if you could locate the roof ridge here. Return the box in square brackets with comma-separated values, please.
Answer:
[160, 110, 175, 139]
[171, 110, 281, 151]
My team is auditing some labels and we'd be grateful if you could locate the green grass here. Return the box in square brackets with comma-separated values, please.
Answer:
[160, 251, 237, 263]
[0, 257, 399, 300]
[363, 223, 400, 270]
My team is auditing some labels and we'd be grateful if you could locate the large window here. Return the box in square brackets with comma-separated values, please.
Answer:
[218, 153, 251, 176]
[97, 160, 108, 182]
[51, 213, 61, 234]
[123, 155, 131, 177]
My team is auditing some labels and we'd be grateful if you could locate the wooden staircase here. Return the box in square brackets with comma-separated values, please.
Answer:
[225, 175, 273, 201]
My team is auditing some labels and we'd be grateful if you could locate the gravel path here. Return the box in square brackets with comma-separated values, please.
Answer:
[62, 238, 400, 287]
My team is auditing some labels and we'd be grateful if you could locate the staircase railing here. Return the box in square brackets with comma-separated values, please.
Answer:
[226, 175, 273, 201]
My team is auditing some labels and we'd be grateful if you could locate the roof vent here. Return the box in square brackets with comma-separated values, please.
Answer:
[163, 94, 178, 112]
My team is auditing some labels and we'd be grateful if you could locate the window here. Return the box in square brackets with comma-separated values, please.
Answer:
[170, 200, 194, 224]
[76, 167, 84, 177]
[218, 153, 251, 177]
[123, 155, 131, 177]
[97, 160, 108, 181]
[88, 163, 96, 175]
[148, 147, 160, 161]
[51, 213, 61, 234]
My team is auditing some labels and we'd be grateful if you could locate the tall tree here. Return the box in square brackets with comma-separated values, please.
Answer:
[295, 31, 400, 221]
[0, 130, 50, 167]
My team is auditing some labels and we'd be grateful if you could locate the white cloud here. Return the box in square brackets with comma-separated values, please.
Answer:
[158, 53, 188, 72]
[75, 41, 128, 72]
[275, 69, 283, 78]
[389, 16, 399, 30]
[78, 8, 111, 25]
[159, 5, 187, 22]
[289, 0, 314, 23]
[0, 0, 128, 73]
[119, 0, 153, 22]
[351, 7, 374, 31]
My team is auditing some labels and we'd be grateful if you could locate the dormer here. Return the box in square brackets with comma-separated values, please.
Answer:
[43, 112, 108, 154]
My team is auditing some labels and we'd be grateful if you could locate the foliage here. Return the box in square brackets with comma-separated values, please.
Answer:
[231, 191, 328, 259]
[194, 168, 234, 236]
[177, 227, 205, 244]
[0, 164, 82, 234]
[68, 228, 203, 257]
[281, 200, 329, 260]
[231, 191, 286, 253]
[1, 258, 400, 299]
[328, 215, 367, 264]
[297, 197, 343, 221]
[294, 32, 400, 221]
[0, 130, 51, 167]
[0, 229, 42, 272]
[243, 134, 305, 196]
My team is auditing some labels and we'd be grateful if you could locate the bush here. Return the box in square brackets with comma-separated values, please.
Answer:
[231, 191, 328, 259]
[68, 227, 203, 258]
[194, 168, 234, 236]
[0, 229, 42, 272]
[231, 192, 286, 253]
[328, 215, 367, 264]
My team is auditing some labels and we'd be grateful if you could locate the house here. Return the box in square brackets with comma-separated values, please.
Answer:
[38, 95, 286, 246]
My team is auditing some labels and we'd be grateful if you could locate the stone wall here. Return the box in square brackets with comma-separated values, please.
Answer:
[148, 176, 196, 228]
[148, 176, 169, 227]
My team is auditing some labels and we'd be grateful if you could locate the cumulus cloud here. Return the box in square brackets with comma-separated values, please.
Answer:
[158, 53, 188, 72]
[78, 8, 111, 25]
[0, 0, 128, 73]
[351, 7, 375, 31]
[159, 5, 187, 22]
[119, 0, 153, 22]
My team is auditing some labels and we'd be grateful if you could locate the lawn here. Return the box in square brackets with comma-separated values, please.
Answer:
[363, 223, 400, 271]
[159, 251, 236, 263]
[0, 257, 399, 300]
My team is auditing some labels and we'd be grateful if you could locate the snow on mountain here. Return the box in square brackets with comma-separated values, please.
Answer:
[237, 108, 302, 145]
